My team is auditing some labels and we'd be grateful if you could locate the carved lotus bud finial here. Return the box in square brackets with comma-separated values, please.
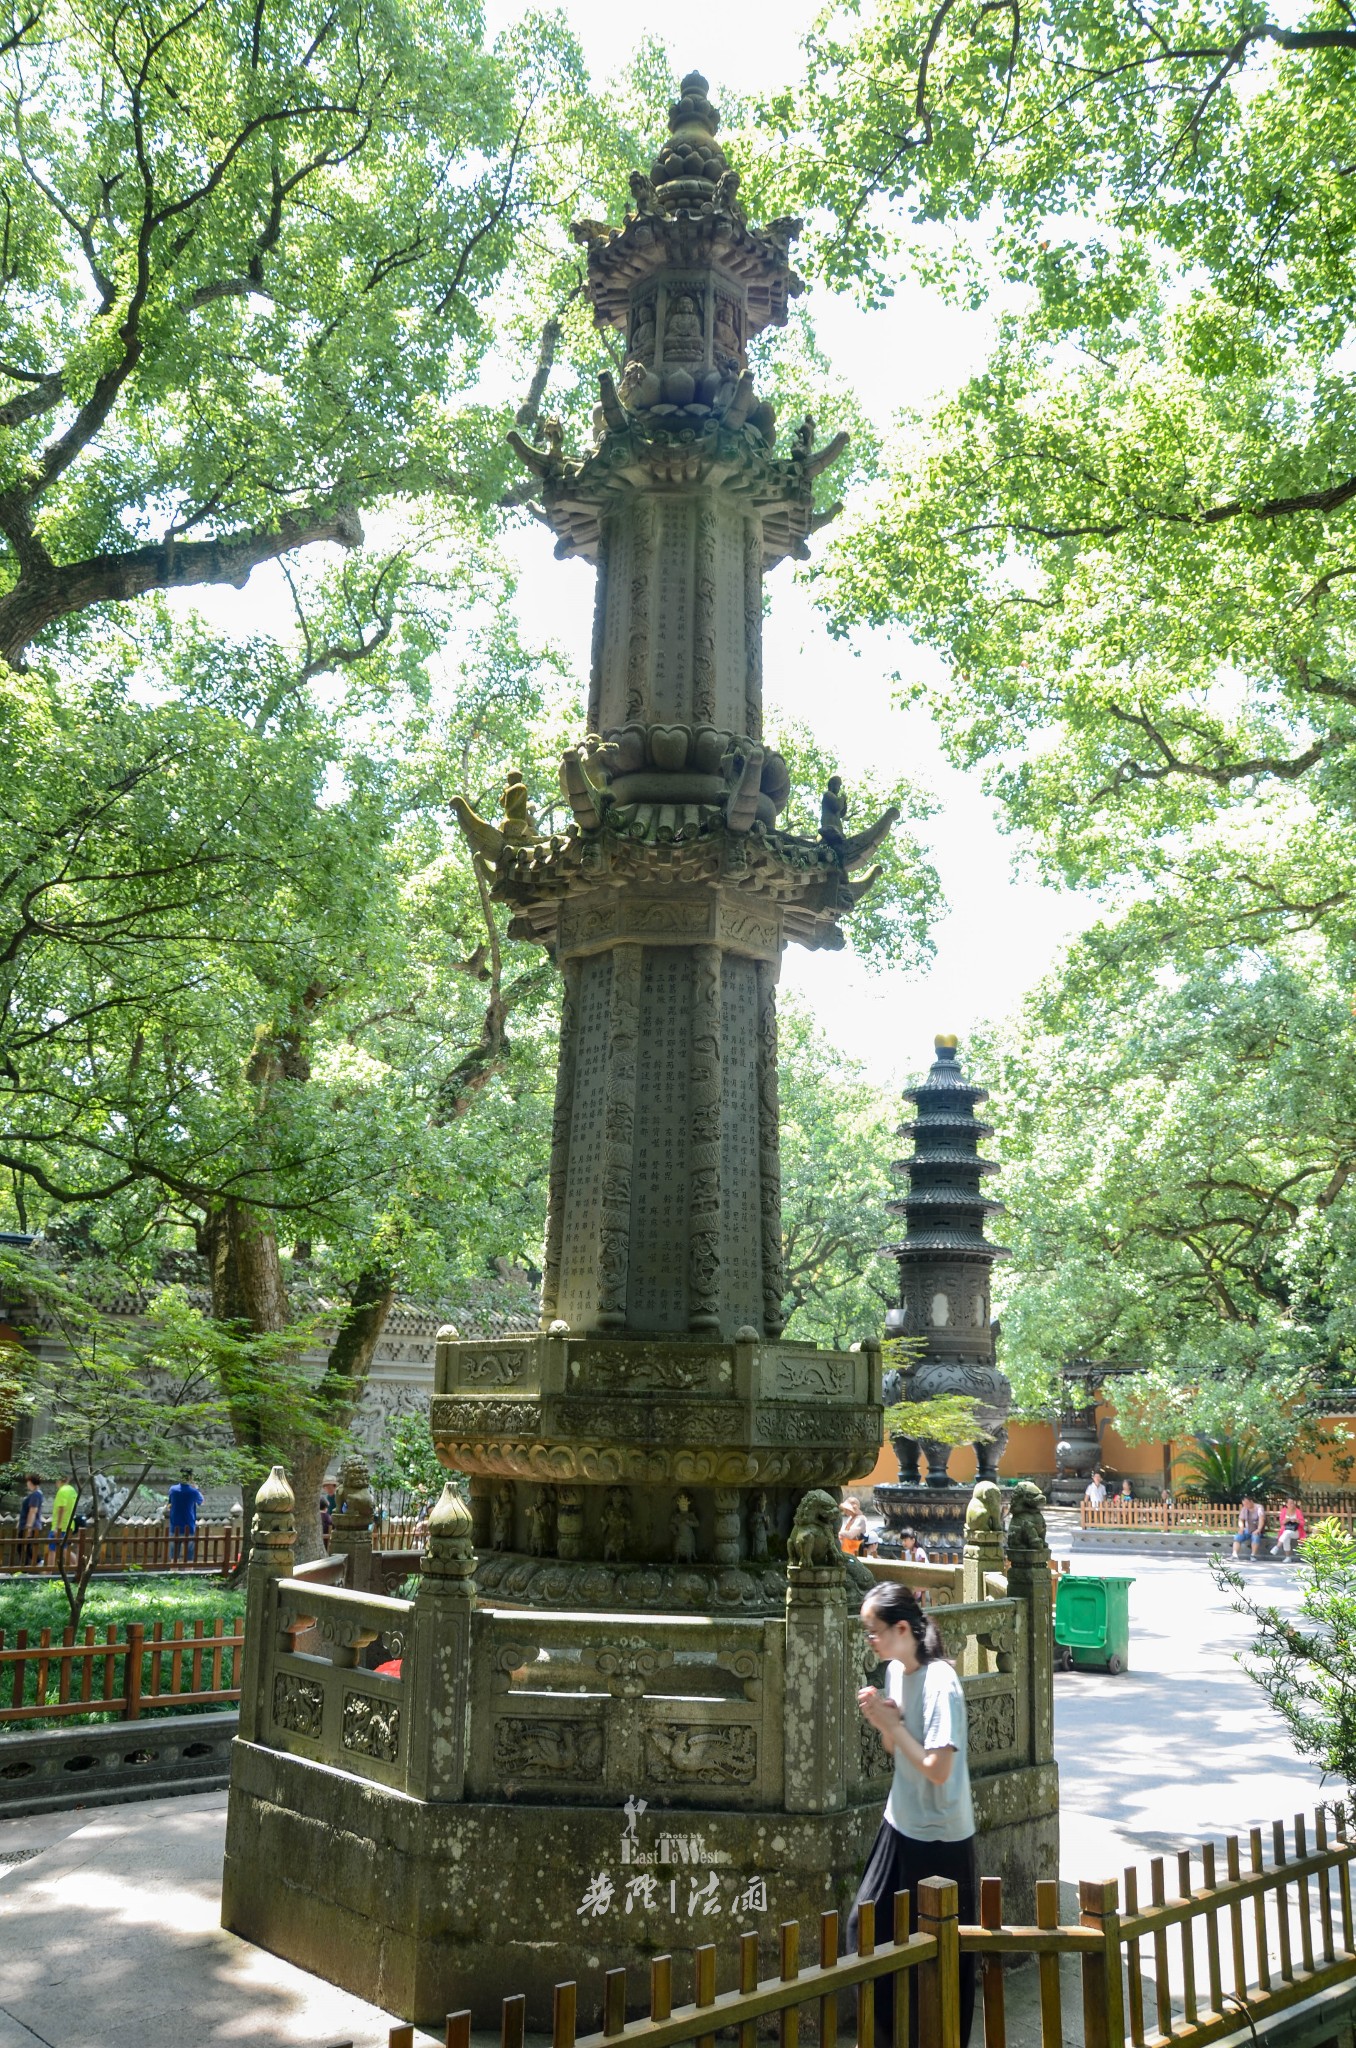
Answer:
[935, 1032, 959, 1051]
[422, 1480, 477, 1581]
[650, 67, 729, 198]
[251, 1464, 296, 1557]
[256, 1463, 294, 1515]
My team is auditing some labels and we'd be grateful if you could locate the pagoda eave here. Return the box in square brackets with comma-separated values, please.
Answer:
[580, 209, 803, 334]
[891, 1151, 1000, 1175]
[882, 1233, 1011, 1259]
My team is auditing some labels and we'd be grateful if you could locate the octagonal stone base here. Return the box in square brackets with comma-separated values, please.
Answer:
[220, 1743, 1057, 2027]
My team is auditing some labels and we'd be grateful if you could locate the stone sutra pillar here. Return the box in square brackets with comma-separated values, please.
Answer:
[445, 72, 897, 1618]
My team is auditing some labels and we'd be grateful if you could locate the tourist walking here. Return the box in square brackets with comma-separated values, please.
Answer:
[17, 1474, 44, 1567]
[850, 1580, 977, 2045]
[167, 1470, 204, 1564]
[1271, 1499, 1307, 1559]
[48, 1476, 78, 1568]
[1233, 1496, 1266, 1561]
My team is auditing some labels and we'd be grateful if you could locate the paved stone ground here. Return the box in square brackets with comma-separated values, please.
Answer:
[0, 1554, 1328, 2048]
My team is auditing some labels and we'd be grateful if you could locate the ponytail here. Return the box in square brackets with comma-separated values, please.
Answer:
[860, 1579, 946, 1663]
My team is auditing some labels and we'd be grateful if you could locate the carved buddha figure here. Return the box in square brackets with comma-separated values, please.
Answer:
[663, 290, 703, 360]
[713, 297, 741, 368]
[630, 300, 656, 361]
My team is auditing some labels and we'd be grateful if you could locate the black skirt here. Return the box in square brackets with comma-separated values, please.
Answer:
[847, 1819, 977, 2046]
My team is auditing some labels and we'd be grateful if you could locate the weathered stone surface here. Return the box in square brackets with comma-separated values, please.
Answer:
[224, 1737, 881, 2026]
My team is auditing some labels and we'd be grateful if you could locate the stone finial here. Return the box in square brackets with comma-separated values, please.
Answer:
[421, 1480, 477, 1581]
[251, 1464, 296, 1560]
[964, 1480, 1004, 1545]
[651, 69, 729, 198]
[334, 1454, 375, 1529]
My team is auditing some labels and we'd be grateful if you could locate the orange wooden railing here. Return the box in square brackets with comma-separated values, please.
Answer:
[0, 1616, 244, 1723]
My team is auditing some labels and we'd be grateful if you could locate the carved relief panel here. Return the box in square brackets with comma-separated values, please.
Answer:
[629, 291, 658, 364]
[660, 285, 706, 363]
[712, 292, 743, 372]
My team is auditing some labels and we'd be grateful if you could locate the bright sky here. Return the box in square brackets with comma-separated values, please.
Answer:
[486, 0, 1097, 1087]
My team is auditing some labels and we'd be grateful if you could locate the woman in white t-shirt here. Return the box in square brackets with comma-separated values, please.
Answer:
[850, 1579, 977, 2044]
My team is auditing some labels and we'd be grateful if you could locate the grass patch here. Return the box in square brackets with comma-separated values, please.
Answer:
[0, 1576, 246, 1730]
[0, 1575, 245, 1639]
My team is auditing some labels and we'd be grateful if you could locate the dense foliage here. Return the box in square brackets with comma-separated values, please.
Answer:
[773, 0, 1356, 946]
[0, 17, 946, 1547]
[764, 0, 1356, 1434]
[1221, 1522, 1356, 1789]
[974, 941, 1356, 1449]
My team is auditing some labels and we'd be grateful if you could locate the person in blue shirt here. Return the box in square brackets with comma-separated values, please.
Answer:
[167, 1470, 204, 1563]
[18, 1474, 43, 1568]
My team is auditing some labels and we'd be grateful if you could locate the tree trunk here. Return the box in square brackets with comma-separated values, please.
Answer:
[199, 1196, 292, 1575]
[287, 1266, 397, 1564]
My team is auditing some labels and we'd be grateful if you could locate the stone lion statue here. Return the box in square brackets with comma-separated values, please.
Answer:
[964, 1480, 1004, 1542]
[787, 1489, 843, 1569]
[336, 1455, 375, 1525]
[1006, 1480, 1048, 1552]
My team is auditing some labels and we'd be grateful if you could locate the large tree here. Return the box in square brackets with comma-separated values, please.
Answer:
[768, 0, 1356, 947]
[974, 929, 1356, 1448]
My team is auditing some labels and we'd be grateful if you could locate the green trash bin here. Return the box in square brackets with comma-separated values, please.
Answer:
[1054, 1573, 1135, 1674]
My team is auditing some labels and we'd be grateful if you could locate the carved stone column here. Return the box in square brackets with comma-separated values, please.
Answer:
[783, 1558, 849, 1813]
[406, 1482, 477, 1802]
[237, 1464, 295, 1745]
[688, 943, 723, 1331]
[540, 956, 581, 1327]
[756, 958, 785, 1338]
[1004, 1483, 1055, 1770]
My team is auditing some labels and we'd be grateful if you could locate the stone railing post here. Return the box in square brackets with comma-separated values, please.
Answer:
[959, 1480, 1006, 1676]
[331, 1453, 375, 1592]
[404, 1481, 476, 1802]
[237, 1464, 296, 1744]
[1003, 1481, 1054, 1767]
[783, 1493, 850, 1812]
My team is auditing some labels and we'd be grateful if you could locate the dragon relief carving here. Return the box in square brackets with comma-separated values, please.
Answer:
[342, 1690, 401, 1763]
[272, 1672, 325, 1737]
[459, 1350, 528, 1386]
[646, 1722, 757, 1784]
[493, 1716, 605, 1779]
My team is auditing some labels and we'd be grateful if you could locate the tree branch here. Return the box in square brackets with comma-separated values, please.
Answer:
[0, 505, 364, 660]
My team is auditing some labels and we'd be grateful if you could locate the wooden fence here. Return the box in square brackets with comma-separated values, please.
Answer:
[1081, 1499, 1356, 1534]
[0, 1521, 245, 1575]
[0, 1616, 244, 1723]
[0, 1515, 427, 1576]
[420, 1806, 1356, 2048]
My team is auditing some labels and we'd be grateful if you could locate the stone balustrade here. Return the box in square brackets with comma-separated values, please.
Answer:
[238, 1536, 1047, 1824]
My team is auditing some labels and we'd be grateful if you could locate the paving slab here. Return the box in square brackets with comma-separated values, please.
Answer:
[0, 1790, 436, 2048]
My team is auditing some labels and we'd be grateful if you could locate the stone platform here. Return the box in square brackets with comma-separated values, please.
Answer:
[222, 1742, 1057, 2029]
[223, 1745, 881, 2027]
